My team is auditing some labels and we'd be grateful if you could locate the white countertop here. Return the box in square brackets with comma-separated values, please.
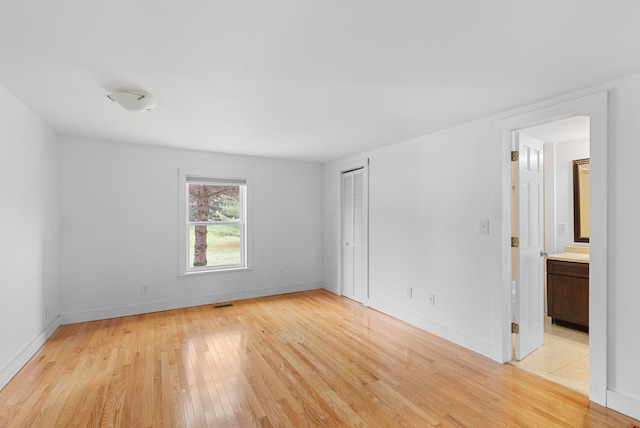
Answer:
[547, 247, 589, 264]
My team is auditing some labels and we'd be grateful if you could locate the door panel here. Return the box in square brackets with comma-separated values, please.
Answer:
[341, 168, 367, 302]
[342, 173, 355, 299]
[515, 132, 545, 360]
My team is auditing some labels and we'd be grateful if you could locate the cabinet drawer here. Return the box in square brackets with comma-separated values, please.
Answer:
[547, 259, 589, 278]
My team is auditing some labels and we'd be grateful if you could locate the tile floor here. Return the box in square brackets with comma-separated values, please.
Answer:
[510, 316, 589, 395]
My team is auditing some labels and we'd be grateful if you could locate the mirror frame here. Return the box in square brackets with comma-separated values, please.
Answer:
[573, 158, 590, 243]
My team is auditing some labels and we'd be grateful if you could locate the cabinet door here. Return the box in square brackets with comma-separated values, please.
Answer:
[548, 273, 589, 327]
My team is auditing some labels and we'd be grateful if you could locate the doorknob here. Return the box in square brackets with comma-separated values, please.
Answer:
[540, 251, 548, 257]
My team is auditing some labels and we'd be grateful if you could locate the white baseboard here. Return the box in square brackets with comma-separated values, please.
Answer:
[367, 298, 499, 362]
[60, 282, 324, 325]
[0, 316, 61, 390]
[607, 390, 640, 421]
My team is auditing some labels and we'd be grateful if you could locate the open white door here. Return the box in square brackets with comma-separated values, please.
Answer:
[514, 131, 545, 360]
[341, 167, 367, 303]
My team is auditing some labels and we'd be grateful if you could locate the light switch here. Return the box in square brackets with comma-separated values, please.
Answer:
[479, 219, 490, 235]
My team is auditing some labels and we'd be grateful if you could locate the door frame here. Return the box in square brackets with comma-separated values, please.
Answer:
[494, 91, 608, 405]
[339, 158, 369, 304]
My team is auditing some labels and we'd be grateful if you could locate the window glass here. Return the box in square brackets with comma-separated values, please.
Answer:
[188, 184, 240, 222]
[179, 169, 250, 275]
[188, 224, 241, 268]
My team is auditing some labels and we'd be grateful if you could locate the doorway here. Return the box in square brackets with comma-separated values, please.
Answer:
[510, 117, 591, 394]
[495, 91, 608, 406]
[340, 162, 369, 303]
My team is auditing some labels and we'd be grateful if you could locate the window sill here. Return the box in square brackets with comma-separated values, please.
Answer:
[178, 266, 252, 277]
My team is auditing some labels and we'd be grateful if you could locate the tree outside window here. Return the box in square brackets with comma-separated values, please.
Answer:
[188, 184, 242, 268]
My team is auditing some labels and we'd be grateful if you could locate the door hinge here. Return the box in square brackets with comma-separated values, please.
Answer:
[511, 237, 519, 248]
[511, 322, 520, 334]
[511, 151, 519, 161]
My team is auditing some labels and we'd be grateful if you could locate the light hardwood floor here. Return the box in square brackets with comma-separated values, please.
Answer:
[1, 290, 638, 427]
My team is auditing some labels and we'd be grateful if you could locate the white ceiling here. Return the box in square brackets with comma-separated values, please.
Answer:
[523, 115, 590, 143]
[1, 1, 639, 163]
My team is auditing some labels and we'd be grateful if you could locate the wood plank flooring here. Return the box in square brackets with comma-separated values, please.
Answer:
[1, 289, 638, 427]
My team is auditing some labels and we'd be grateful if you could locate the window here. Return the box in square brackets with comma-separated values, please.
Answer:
[179, 169, 251, 275]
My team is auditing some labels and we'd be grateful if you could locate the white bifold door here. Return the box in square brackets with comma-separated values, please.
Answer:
[341, 167, 368, 303]
[514, 131, 545, 360]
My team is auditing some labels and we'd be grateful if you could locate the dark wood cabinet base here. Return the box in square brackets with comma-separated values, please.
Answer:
[551, 318, 589, 333]
[547, 259, 589, 330]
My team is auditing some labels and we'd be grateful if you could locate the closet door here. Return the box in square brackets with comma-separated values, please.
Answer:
[341, 167, 367, 302]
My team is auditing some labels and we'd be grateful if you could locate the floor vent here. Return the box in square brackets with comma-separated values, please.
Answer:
[213, 303, 233, 309]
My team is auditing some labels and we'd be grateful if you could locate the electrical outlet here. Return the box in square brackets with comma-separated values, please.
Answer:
[406, 287, 412, 298]
[140, 285, 149, 295]
[279, 267, 284, 276]
[428, 294, 436, 306]
[45, 307, 49, 321]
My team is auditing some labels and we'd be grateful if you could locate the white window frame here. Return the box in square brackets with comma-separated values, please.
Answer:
[178, 168, 252, 276]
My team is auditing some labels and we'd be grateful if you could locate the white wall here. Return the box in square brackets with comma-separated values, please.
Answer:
[324, 119, 496, 357]
[606, 75, 640, 417]
[58, 136, 323, 322]
[543, 137, 589, 254]
[0, 84, 59, 388]
[323, 74, 640, 419]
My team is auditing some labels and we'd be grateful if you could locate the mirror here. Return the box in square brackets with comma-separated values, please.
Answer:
[573, 158, 590, 242]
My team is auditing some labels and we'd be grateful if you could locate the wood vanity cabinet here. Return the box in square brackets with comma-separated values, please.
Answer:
[547, 259, 589, 331]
